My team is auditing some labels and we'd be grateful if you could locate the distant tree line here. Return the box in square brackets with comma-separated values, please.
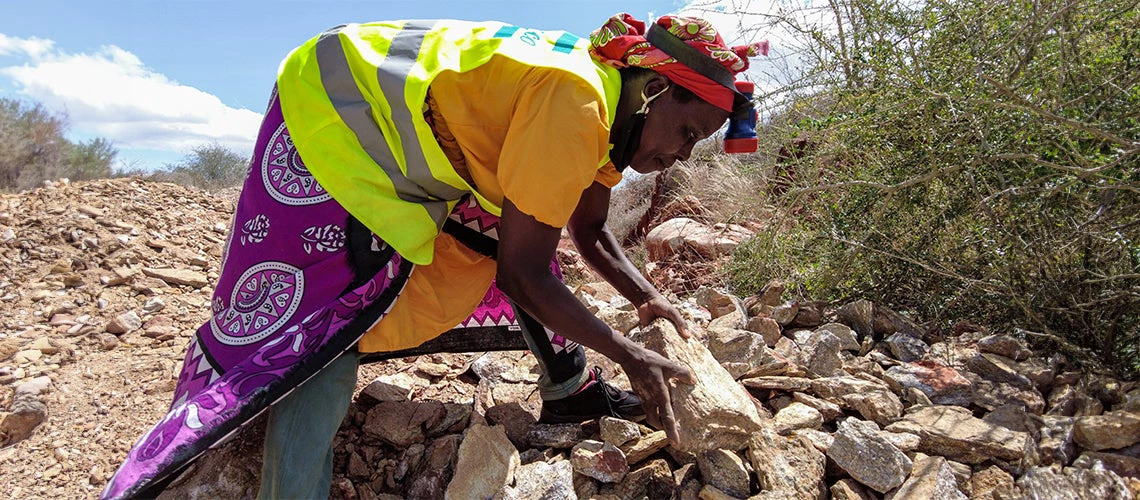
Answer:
[0, 96, 248, 192]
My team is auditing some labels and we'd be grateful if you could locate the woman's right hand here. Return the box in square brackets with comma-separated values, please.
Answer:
[619, 344, 695, 447]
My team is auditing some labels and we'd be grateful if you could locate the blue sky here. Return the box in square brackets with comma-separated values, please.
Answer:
[0, 0, 788, 171]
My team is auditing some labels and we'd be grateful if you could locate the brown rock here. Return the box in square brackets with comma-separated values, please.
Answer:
[601, 458, 673, 500]
[790, 301, 825, 328]
[885, 455, 966, 500]
[773, 402, 823, 435]
[1073, 451, 1140, 480]
[141, 267, 209, 288]
[748, 424, 826, 499]
[977, 334, 1031, 361]
[445, 424, 519, 500]
[406, 434, 460, 499]
[629, 319, 764, 453]
[1074, 411, 1140, 451]
[744, 316, 782, 347]
[706, 327, 779, 379]
[620, 430, 670, 465]
[0, 393, 48, 447]
[1016, 466, 1133, 500]
[830, 478, 875, 500]
[362, 401, 445, 447]
[792, 392, 844, 422]
[883, 360, 973, 407]
[501, 459, 576, 500]
[884, 405, 1028, 464]
[969, 465, 1016, 499]
[696, 449, 750, 498]
[836, 299, 874, 340]
[571, 440, 629, 483]
[599, 416, 640, 447]
[105, 310, 142, 334]
[827, 418, 911, 493]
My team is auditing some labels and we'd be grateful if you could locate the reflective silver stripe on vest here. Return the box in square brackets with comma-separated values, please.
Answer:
[378, 20, 466, 202]
[314, 21, 458, 228]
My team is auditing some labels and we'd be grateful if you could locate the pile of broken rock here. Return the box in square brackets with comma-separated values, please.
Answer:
[1, 178, 1137, 499]
[167, 279, 1140, 500]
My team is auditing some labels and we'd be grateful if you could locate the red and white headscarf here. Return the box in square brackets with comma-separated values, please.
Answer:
[589, 13, 769, 112]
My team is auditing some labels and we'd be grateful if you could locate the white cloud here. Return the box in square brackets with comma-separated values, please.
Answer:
[0, 34, 260, 162]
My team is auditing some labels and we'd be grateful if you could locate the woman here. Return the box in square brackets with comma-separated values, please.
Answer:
[104, 13, 766, 499]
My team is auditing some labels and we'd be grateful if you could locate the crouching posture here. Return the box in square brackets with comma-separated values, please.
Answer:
[103, 12, 766, 499]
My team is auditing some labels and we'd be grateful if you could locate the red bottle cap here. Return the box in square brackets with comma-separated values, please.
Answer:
[724, 137, 758, 154]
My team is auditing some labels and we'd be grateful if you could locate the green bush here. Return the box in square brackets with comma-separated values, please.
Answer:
[160, 143, 248, 190]
[725, 0, 1139, 376]
[0, 98, 118, 190]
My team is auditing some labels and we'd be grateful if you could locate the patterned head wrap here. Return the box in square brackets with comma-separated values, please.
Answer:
[592, 13, 770, 113]
[589, 13, 769, 112]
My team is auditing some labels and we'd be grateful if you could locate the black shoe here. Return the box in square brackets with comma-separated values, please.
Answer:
[539, 367, 646, 424]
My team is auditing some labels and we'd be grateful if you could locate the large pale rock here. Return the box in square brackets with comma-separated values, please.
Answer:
[706, 326, 780, 379]
[885, 455, 966, 500]
[885, 405, 1028, 464]
[1016, 466, 1133, 500]
[501, 459, 576, 500]
[827, 418, 911, 493]
[883, 360, 973, 407]
[571, 440, 628, 483]
[629, 319, 764, 453]
[446, 424, 519, 500]
[748, 424, 826, 499]
[1074, 411, 1140, 451]
[645, 218, 753, 260]
[696, 449, 749, 497]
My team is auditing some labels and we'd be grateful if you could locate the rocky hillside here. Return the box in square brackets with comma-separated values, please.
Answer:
[0, 178, 1138, 499]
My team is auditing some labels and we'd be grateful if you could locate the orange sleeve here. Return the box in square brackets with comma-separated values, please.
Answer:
[593, 162, 623, 189]
[497, 69, 612, 228]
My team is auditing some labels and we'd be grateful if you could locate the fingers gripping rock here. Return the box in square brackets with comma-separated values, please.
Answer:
[629, 319, 765, 453]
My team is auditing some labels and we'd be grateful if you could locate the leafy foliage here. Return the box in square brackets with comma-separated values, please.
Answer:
[721, 0, 1138, 376]
[0, 98, 119, 190]
[158, 143, 249, 190]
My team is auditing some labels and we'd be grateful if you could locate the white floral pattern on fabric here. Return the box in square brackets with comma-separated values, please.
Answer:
[300, 224, 346, 254]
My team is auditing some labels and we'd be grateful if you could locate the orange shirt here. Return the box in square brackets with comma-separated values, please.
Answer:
[358, 54, 622, 352]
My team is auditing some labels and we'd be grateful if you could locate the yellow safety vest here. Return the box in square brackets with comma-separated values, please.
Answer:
[276, 19, 622, 265]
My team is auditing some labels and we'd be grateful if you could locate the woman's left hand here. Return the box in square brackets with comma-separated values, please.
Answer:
[636, 294, 690, 339]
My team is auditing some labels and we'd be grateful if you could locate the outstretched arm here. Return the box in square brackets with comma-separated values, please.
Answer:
[496, 198, 693, 444]
[567, 182, 690, 337]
